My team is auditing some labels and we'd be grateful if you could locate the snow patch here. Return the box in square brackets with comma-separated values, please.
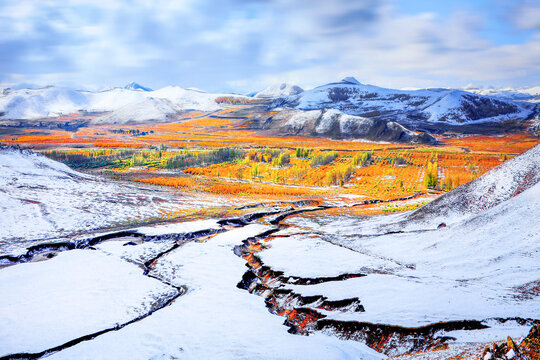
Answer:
[0, 250, 177, 357]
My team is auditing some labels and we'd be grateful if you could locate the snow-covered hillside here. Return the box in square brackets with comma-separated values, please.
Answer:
[268, 108, 436, 144]
[0, 85, 248, 122]
[0, 250, 179, 357]
[279, 181, 539, 326]
[0, 146, 196, 254]
[280, 77, 537, 125]
[463, 85, 540, 101]
[0, 222, 384, 359]
[255, 83, 304, 98]
[92, 97, 181, 124]
[256, 144, 540, 352]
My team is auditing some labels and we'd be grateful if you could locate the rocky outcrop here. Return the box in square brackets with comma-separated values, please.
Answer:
[265, 108, 437, 144]
[481, 322, 540, 359]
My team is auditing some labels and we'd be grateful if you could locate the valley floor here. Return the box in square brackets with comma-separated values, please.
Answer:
[0, 138, 538, 359]
[1, 179, 538, 359]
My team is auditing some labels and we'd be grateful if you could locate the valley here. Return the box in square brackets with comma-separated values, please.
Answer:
[0, 80, 539, 360]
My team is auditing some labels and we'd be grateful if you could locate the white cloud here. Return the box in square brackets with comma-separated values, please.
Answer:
[513, 0, 540, 29]
[0, 0, 538, 91]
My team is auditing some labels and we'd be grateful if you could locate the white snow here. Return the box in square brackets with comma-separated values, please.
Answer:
[0, 250, 178, 357]
[136, 219, 221, 237]
[86, 88, 146, 112]
[148, 86, 224, 112]
[255, 83, 304, 98]
[0, 85, 252, 122]
[289, 78, 534, 125]
[284, 110, 321, 132]
[42, 224, 383, 360]
[92, 97, 180, 123]
[259, 234, 401, 278]
[95, 240, 174, 265]
[0, 147, 196, 255]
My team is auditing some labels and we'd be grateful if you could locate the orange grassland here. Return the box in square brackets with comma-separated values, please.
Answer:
[1, 109, 538, 203]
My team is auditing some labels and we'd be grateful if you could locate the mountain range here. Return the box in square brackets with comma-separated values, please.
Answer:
[0, 79, 538, 143]
[278, 77, 538, 127]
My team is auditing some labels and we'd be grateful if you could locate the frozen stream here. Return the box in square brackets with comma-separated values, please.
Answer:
[1, 193, 537, 359]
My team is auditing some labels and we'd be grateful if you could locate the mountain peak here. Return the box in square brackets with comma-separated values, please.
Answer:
[341, 77, 361, 85]
[124, 82, 152, 92]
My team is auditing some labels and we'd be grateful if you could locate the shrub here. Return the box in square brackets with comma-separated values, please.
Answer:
[424, 160, 438, 188]
[295, 147, 312, 158]
[310, 151, 338, 168]
[165, 147, 245, 169]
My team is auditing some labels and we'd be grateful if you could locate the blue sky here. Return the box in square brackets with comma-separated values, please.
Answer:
[0, 0, 538, 92]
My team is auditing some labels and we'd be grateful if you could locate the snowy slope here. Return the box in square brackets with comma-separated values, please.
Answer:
[0, 86, 88, 119]
[255, 83, 304, 98]
[84, 88, 145, 112]
[251, 145, 540, 348]
[0, 85, 249, 121]
[92, 97, 181, 124]
[282, 77, 536, 125]
[269, 108, 436, 144]
[271, 182, 539, 326]
[0, 250, 178, 357]
[34, 225, 383, 360]
[0, 146, 194, 255]
[149, 86, 224, 111]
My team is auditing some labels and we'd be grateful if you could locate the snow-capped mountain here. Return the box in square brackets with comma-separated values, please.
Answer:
[279, 77, 537, 126]
[1, 79, 538, 128]
[0, 85, 247, 122]
[124, 82, 152, 92]
[267, 108, 436, 144]
[0, 86, 89, 119]
[463, 85, 540, 102]
[92, 98, 181, 124]
[254, 83, 304, 98]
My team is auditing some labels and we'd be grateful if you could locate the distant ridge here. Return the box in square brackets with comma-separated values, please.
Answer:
[124, 82, 152, 92]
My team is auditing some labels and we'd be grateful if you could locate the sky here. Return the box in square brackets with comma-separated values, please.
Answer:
[0, 0, 539, 93]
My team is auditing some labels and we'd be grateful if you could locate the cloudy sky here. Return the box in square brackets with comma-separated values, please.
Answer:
[1, 0, 539, 92]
